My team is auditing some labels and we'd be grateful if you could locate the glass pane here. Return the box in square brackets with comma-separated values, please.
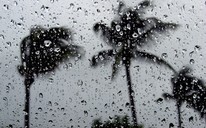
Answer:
[0, 0, 205, 127]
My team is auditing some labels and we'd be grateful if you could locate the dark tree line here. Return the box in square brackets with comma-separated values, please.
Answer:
[91, 115, 143, 128]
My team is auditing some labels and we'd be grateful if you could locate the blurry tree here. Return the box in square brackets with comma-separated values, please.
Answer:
[163, 66, 206, 128]
[91, 115, 143, 128]
[18, 25, 82, 128]
[91, 0, 178, 126]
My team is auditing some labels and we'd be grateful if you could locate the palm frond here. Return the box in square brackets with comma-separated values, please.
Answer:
[91, 49, 116, 67]
[19, 26, 81, 77]
[145, 17, 179, 31]
[18, 36, 31, 76]
[93, 23, 109, 34]
[136, 17, 178, 46]
[48, 27, 71, 41]
[133, 50, 176, 73]
[57, 40, 83, 59]
[117, 1, 125, 14]
[162, 93, 174, 100]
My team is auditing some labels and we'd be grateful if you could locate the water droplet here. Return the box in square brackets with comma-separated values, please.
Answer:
[77, 7, 82, 11]
[119, 31, 123, 36]
[0, 34, 5, 39]
[23, 110, 28, 115]
[193, 93, 197, 98]
[3, 97, 8, 106]
[48, 120, 53, 123]
[117, 42, 122, 47]
[137, 28, 143, 35]
[84, 110, 88, 116]
[61, 108, 65, 111]
[115, 25, 121, 31]
[38, 107, 42, 111]
[63, 63, 69, 69]
[44, 40, 52, 47]
[161, 118, 166, 122]
[54, 102, 59, 106]
[68, 3, 74, 9]
[54, 47, 60, 52]
[190, 59, 195, 64]
[68, 63, 72, 68]
[6, 86, 10, 93]
[189, 116, 193, 122]
[77, 80, 83, 86]
[48, 101, 52, 106]
[189, 51, 194, 57]
[169, 123, 174, 128]
[127, 23, 131, 30]
[35, 51, 40, 55]
[3, 4, 9, 10]
[156, 98, 163, 104]
[41, 5, 49, 12]
[125, 102, 129, 108]
[161, 53, 168, 59]
[132, 32, 138, 38]
[6, 42, 11, 47]
[14, 56, 18, 60]
[39, 93, 43, 98]
[194, 45, 201, 52]
[13, 1, 18, 6]
[97, 9, 100, 13]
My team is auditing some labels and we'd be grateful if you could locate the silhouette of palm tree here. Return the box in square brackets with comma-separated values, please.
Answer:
[91, 115, 143, 128]
[91, 0, 178, 126]
[163, 66, 206, 128]
[18, 25, 81, 128]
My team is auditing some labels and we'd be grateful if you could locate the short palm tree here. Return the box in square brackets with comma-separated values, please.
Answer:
[91, 0, 178, 126]
[18, 25, 81, 128]
[163, 66, 206, 128]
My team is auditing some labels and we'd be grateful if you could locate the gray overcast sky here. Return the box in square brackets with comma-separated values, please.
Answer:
[0, 0, 206, 127]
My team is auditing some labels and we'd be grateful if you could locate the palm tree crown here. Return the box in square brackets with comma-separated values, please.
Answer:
[18, 25, 81, 82]
[92, 0, 178, 78]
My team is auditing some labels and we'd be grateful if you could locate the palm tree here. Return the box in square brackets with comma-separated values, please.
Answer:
[18, 25, 81, 128]
[91, 0, 178, 126]
[163, 66, 206, 128]
[91, 115, 143, 128]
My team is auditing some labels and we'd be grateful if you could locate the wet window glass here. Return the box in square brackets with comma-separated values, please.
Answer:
[0, 0, 205, 128]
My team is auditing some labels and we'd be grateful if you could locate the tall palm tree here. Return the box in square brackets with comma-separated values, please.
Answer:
[91, 0, 178, 126]
[18, 25, 81, 128]
[163, 66, 206, 128]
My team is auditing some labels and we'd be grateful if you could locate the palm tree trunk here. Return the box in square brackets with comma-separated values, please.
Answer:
[125, 64, 138, 126]
[25, 85, 30, 128]
[24, 76, 33, 128]
[177, 100, 182, 128]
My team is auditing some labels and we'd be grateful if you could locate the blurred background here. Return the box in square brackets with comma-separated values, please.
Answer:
[0, 0, 206, 127]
